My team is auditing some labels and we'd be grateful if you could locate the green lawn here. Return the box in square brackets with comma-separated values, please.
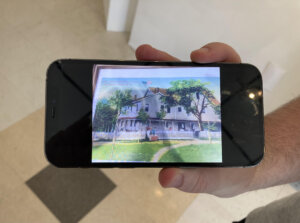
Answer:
[159, 143, 222, 163]
[92, 140, 182, 162]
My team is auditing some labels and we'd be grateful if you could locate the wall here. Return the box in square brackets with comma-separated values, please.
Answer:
[129, 0, 300, 113]
[103, 0, 138, 31]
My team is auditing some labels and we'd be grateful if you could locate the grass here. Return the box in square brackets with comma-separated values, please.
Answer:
[199, 137, 221, 141]
[159, 143, 222, 163]
[92, 140, 182, 162]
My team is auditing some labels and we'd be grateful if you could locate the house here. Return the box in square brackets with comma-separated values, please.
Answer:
[113, 87, 221, 140]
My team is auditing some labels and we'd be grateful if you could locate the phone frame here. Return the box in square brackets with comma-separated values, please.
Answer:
[45, 60, 264, 168]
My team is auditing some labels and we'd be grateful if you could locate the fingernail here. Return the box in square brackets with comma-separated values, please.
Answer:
[199, 47, 209, 53]
[168, 173, 183, 188]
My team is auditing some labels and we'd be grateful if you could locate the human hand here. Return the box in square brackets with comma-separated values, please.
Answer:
[135, 42, 264, 197]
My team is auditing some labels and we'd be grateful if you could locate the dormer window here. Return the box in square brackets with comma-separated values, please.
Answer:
[178, 107, 182, 112]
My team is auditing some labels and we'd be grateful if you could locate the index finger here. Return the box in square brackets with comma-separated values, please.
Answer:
[190, 42, 241, 63]
[135, 44, 180, 62]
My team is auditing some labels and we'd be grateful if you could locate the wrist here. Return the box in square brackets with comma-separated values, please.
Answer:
[249, 112, 299, 191]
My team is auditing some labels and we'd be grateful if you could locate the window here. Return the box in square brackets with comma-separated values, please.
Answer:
[196, 92, 200, 99]
[178, 122, 185, 130]
[191, 123, 194, 130]
[145, 104, 149, 112]
[202, 107, 206, 113]
[130, 120, 133, 127]
[160, 105, 164, 111]
[167, 106, 171, 113]
[136, 103, 139, 111]
[178, 107, 182, 112]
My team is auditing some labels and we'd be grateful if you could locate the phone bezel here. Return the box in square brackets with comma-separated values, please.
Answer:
[45, 60, 264, 168]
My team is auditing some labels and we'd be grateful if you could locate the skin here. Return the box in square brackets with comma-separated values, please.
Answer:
[135, 42, 300, 197]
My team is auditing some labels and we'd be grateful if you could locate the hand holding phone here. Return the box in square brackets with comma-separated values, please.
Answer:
[136, 42, 263, 197]
[45, 42, 265, 197]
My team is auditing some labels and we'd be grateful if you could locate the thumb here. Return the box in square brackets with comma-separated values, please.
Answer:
[159, 167, 257, 197]
[159, 168, 218, 193]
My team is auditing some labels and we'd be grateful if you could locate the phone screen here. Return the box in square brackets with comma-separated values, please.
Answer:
[92, 65, 222, 163]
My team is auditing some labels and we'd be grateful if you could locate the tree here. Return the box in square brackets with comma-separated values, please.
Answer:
[137, 108, 150, 141]
[108, 89, 133, 143]
[156, 109, 166, 120]
[93, 101, 117, 132]
[211, 104, 221, 119]
[161, 79, 217, 131]
[137, 108, 150, 124]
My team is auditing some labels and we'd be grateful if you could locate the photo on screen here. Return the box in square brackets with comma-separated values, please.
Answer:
[92, 65, 222, 163]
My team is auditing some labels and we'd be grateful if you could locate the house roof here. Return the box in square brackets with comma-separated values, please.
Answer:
[131, 87, 167, 102]
[133, 87, 220, 106]
[148, 87, 167, 95]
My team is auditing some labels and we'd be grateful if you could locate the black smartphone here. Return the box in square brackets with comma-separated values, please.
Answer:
[45, 60, 264, 168]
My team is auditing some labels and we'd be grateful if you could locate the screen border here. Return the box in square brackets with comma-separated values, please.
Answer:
[45, 60, 264, 168]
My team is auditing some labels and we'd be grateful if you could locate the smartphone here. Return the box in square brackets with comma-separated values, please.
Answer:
[45, 60, 264, 168]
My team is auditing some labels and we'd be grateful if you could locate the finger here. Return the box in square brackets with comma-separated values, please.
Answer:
[190, 42, 241, 63]
[159, 167, 256, 197]
[135, 44, 180, 61]
[159, 168, 218, 194]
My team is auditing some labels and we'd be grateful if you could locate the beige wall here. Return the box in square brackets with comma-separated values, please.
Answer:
[129, 0, 300, 113]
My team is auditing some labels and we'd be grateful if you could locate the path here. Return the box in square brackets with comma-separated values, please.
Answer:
[151, 139, 213, 162]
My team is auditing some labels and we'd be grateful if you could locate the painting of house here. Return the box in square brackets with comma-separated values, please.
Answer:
[94, 87, 221, 141]
[92, 66, 223, 163]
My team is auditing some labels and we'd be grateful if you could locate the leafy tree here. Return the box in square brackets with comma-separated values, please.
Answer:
[93, 101, 117, 132]
[211, 104, 221, 119]
[161, 79, 217, 131]
[108, 89, 133, 142]
[156, 109, 166, 120]
[137, 108, 150, 125]
[137, 108, 150, 141]
[109, 89, 133, 115]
